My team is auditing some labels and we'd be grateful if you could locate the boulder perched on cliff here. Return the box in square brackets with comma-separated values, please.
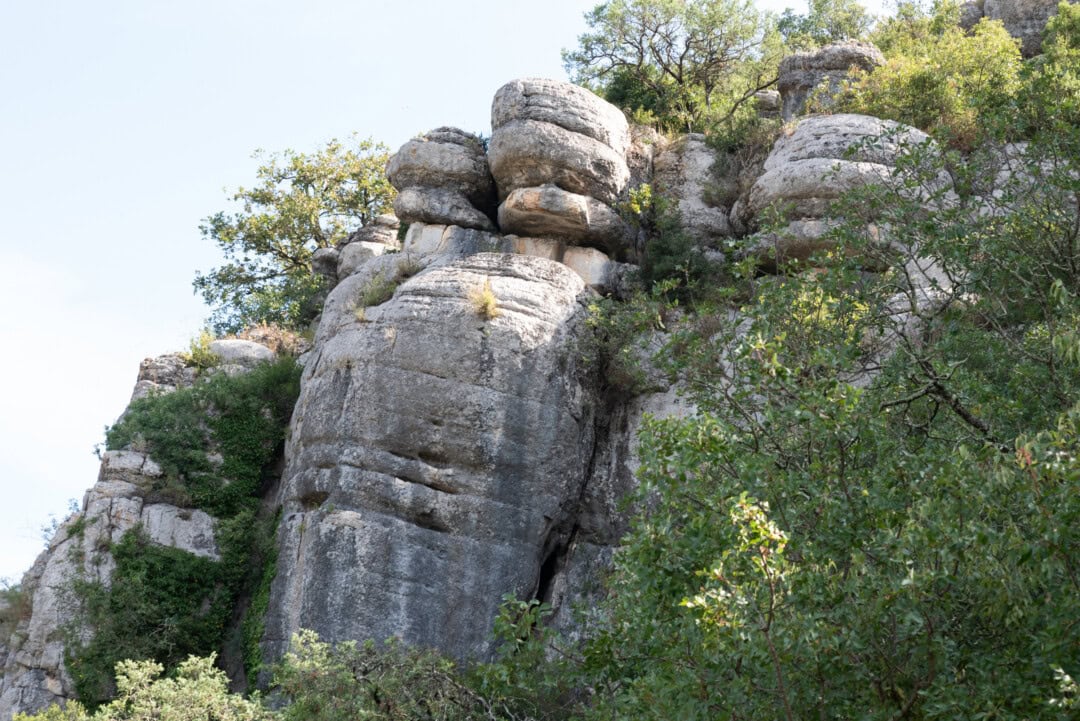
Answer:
[735, 114, 952, 267]
[777, 41, 885, 121]
[262, 253, 598, 663]
[387, 128, 497, 231]
[489, 78, 630, 211]
[653, 133, 733, 243]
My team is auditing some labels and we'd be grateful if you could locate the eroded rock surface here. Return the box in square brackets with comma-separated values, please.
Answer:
[263, 253, 598, 662]
[654, 133, 733, 243]
[387, 128, 497, 231]
[778, 41, 885, 120]
[736, 114, 952, 267]
[982, 0, 1065, 56]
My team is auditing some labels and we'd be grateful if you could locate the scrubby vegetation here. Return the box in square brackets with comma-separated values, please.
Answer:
[64, 359, 300, 707]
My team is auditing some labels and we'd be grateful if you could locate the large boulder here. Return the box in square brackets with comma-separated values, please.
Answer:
[488, 79, 631, 206]
[498, 185, 631, 254]
[777, 41, 885, 121]
[261, 253, 599, 663]
[387, 128, 497, 231]
[736, 114, 953, 267]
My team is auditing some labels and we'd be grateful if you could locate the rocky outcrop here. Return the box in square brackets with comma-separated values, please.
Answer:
[262, 253, 599, 662]
[735, 114, 952, 268]
[653, 133, 733, 243]
[777, 41, 885, 121]
[962, 0, 1067, 56]
[0, 449, 220, 719]
[387, 128, 497, 231]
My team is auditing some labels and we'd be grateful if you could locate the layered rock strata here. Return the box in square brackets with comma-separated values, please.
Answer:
[777, 41, 885, 121]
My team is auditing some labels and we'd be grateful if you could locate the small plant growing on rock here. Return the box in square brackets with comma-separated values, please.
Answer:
[183, 330, 220, 371]
[357, 272, 399, 307]
[468, 279, 500, 320]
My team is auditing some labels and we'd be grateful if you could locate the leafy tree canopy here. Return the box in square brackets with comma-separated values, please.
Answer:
[194, 135, 395, 334]
[563, 0, 784, 133]
[777, 0, 874, 50]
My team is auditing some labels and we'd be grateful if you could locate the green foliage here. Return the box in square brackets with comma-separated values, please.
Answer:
[65, 529, 232, 708]
[17, 655, 271, 721]
[777, 0, 874, 50]
[837, 17, 1022, 149]
[105, 358, 300, 517]
[182, 330, 220, 371]
[0, 582, 32, 642]
[241, 510, 281, 684]
[563, 0, 782, 133]
[194, 135, 395, 333]
[576, 97, 1080, 720]
[357, 271, 400, 308]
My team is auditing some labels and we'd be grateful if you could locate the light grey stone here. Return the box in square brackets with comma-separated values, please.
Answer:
[311, 247, 339, 282]
[498, 185, 631, 253]
[653, 134, 733, 242]
[488, 118, 630, 206]
[393, 186, 496, 232]
[778, 41, 885, 120]
[262, 254, 597, 664]
[387, 128, 496, 230]
[492, 78, 631, 156]
[337, 240, 395, 279]
[140, 505, 219, 560]
[208, 339, 276, 367]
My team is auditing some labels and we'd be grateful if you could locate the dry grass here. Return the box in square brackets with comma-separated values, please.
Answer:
[468, 279, 501, 320]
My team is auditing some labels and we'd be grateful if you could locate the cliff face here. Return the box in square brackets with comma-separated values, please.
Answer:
[2, 51, 1037, 712]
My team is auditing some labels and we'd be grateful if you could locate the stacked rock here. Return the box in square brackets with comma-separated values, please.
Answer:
[386, 128, 498, 231]
[777, 41, 885, 121]
[311, 214, 402, 286]
[487, 78, 633, 255]
[733, 114, 953, 269]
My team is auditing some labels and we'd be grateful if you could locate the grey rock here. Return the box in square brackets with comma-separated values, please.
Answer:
[130, 353, 196, 401]
[755, 89, 782, 116]
[394, 186, 497, 232]
[262, 254, 597, 663]
[777, 41, 885, 120]
[492, 78, 631, 157]
[626, 124, 664, 191]
[653, 134, 733, 242]
[488, 119, 631, 206]
[0, 446, 219, 718]
[387, 128, 497, 230]
[337, 241, 396, 279]
[311, 247, 340, 282]
[498, 185, 631, 253]
[339, 217, 400, 248]
[985, 0, 1064, 56]
[741, 114, 952, 228]
[959, 0, 986, 29]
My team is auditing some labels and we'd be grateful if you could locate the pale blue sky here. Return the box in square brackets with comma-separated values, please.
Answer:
[0, 0, 883, 581]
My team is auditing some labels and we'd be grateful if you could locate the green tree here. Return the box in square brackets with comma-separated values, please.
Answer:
[563, 0, 782, 132]
[194, 135, 395, 333]
[777, 0, 874, 49]
[577, 91, 1080, 720]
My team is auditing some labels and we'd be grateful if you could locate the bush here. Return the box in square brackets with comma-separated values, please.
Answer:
[837, 18, 1022, 149]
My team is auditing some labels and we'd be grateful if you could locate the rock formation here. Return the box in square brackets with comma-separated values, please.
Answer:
[777, 41, 885, 121]
[960, 0, 1069, 56]
[733, 113, 953, 269]
[653, 133, 733, 244]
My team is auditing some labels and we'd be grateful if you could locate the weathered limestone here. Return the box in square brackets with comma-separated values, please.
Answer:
[736, 114, 952, 267]
[130, 353, 196, 401]
[0, 450, 220, 719]
[337, 241, 395, 279]
[777, 41, 885, 120]
[489, 79, 631, 206]
[387, 128, 497, 231]
[498, 185, 631, 253]
[262, 253, 597, 663]
[491, 78, 631, 157]
[209, 339, 276, 368]
[653, 133, 733, 243]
